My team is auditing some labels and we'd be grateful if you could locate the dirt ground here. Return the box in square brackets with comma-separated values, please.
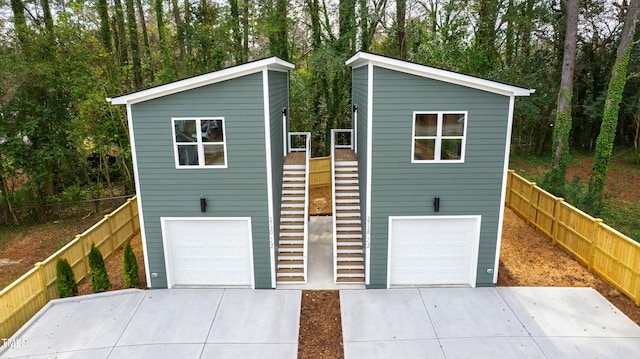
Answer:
[0, 214, 108, 289]
[76, 233, 147, 295]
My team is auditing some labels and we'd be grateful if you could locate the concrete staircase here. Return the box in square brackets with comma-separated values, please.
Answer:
[277, 162, 307, 283]
[334, 159, 365, 283]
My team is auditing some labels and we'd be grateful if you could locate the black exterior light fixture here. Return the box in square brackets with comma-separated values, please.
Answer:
[434, 197, 440, 212]
[282, 108, 287, 116]
[200, 197, 207, 213]
[353, 104, 358, 112]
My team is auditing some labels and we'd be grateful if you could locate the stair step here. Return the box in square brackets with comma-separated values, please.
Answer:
[336, 277, 365, 283]
[277, 268, 304, 274]
[278, 251, 304, 257]
[278, 259, 303, 266]
[279, 243, 303, 249]
[337, 260, 364, 267]
[277, 276, 305, 282]
[337, 252, 363, 259]
[337, 268, 365, 275]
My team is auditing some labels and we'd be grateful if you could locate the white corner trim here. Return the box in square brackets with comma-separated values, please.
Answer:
[262, 69, 277, 288]
[107, 57, 295, 105]
[494, 95, 516, 283]
[125, 104, 152, 288]
[365, 63, 374, 285]
[346, 52, 534, 97]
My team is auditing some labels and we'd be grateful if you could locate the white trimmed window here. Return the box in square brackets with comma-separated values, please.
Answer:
[172, 118, 227, 168]
[412, 112, 467, 163]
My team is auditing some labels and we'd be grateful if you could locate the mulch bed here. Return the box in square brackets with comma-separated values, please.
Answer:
[297, 290, 344, 359]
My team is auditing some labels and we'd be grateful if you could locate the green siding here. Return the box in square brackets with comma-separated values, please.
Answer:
[368, 66, 510, 287]
[268, 70, 288, 285]
[131, 72, 274, 288]
[351, 65, 369, 284]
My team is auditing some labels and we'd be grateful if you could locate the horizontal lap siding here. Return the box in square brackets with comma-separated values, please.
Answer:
[370, 66, 510, 287]
[131, 72, 270, 288]
[352, 66, 369, 279]
[268, 70, 288, 287]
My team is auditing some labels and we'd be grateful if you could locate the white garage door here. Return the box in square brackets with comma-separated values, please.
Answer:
[388, 216, 480, 287]
[162, 218, 254, 288]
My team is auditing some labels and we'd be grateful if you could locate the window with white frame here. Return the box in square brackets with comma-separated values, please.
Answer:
[412, 112, 466, 162]
[172, 118, 227, 168]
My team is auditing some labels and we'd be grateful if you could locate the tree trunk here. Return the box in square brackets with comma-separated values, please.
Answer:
[136, 0, 154, 82]
[587, 0, 639, 211]
[10, 0, 28, 48]
[184, 0, 192, 56]
[306, 0, 322, 48]
[229, 0, 243, 63]
[125, 0, 143, 89]
[98, 0, 112, 51]
[396, 0, 406, 59]
[42, 0, 55, 44]
[243, 0, 250, 62]
[171, 0, 186, 67]
[474, 0, 500, 73]
[544, 0, 579, 193]
[0, 175, 20, 225]
[114, 0, 129, 67]
[358, 0, 369, 51]
[268, 0, 288, 60]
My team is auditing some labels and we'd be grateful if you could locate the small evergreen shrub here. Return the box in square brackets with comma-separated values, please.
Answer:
[56, 258, 78, 298]
[88, 243, 111, 292]
[122, 241, 140, 288]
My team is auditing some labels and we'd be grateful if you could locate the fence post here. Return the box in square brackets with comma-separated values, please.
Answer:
[127, 197, 136, 236]
[551, 198, 564, 245]
[587, 219, 603, 271]
[34, 262, 50, 301]
[526, 182, 536, 225]
[78, 234, 90, 280]
[105, 214, 116, 257]
[506, 170, 514, 207]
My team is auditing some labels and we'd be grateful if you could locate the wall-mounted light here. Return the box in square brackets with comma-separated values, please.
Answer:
[434, 197, 440, 212]
[282, 108, 288, 116]
[353, 104, 358, 112]
[200, 197, 207, 212]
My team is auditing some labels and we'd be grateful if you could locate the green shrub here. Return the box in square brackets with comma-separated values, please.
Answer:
[55, 258, 78, 298]
[122, 241, 140, 288]
[88, 243, 111, 292]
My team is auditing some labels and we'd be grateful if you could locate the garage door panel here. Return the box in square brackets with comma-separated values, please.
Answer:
[162, 218, 253, 287]
[389, 216, 480, 287]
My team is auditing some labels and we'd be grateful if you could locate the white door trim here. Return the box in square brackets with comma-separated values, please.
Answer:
[387, 215, 481, 288]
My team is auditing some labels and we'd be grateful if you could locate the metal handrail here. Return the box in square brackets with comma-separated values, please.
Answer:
[332, 129, 354, 150]
[288, 132, 309, 153]
[303, 133, 311, 283]
[331, 131, 337, 283]
[330, 129, 354, 283]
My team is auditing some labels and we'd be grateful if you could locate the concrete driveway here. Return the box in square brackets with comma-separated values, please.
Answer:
[2, 287, 640, 358]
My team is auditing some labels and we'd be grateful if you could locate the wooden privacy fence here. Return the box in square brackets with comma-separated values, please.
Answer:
[0, 197, 140, 339]
[506, 170, 640, 305]
[309, 156, 332, 188]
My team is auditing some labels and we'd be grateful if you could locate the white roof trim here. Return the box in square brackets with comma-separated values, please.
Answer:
[346, 52, 534, 97]
[107, 57, 295, 105]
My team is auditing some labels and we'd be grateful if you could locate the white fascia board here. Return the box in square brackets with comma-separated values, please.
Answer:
[107, 57, 295, 105]
[346, 52, 534, 97]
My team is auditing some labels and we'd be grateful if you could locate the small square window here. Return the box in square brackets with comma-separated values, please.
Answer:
[412, 112, 466, 163]
[172, 118, 227, 168]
